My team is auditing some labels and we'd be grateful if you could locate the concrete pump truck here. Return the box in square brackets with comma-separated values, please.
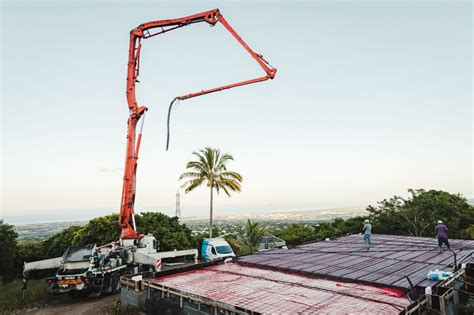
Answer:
[22, 9, 276, 298]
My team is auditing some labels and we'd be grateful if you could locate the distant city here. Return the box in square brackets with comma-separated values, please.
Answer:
[14, 207, 367, 240]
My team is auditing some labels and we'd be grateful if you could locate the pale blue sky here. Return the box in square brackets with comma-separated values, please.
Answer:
[1, 1, 472, 224]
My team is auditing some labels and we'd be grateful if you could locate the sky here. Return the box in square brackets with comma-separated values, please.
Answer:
[1, 1, 472, 224]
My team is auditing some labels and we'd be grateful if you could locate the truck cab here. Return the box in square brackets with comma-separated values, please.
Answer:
[201, 238, 235, 262]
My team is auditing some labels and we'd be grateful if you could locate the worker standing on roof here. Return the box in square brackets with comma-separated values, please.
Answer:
[362, 219, 372, 248]
[435, 220, 450, 251]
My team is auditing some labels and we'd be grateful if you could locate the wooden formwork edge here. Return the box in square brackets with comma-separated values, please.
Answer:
[144, 280, 254, 315]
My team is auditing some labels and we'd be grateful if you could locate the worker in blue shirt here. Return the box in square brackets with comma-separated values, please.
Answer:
[362, 219, 372, 247]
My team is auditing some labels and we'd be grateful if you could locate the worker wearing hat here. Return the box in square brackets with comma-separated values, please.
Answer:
[362, 219, 372, 248]
[435, 220, 450, 251]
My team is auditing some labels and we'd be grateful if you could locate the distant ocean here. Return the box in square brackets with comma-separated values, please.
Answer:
[3, 202, 364, 225]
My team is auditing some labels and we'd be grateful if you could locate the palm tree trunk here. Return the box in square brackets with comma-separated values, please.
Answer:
[209, 185, 213, 238]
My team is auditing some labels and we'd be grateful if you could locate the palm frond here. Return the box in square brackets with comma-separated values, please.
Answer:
[220, 171, 243, 182]
[237, 219, 268, 253]
[185, 161, 209, 175]
[192, 150, 210, 171]
[218, 177, 242, 193]
[181, 178, 206, 193]
[216, 181, 231, 197]
[213, 149, 222, 172]
[215, 153, 232, 171]
[202, 147, 215, 171]
[178, 171, 203, 181]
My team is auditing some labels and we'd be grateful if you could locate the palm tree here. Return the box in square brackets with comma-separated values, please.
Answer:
[179, 147, 242, 238]
[237, 219, 268, 253]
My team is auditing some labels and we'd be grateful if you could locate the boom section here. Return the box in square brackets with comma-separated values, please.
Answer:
[119, 9, 277, 239]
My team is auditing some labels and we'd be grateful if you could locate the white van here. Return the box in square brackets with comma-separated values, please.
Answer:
[201, 238, 236, 262]
[258, 234, 286, 251]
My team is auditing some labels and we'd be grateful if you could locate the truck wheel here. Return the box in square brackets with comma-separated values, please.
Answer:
[111, 272, 121, 294]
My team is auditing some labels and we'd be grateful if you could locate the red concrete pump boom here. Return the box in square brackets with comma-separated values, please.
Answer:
[119, 9, 277, 239]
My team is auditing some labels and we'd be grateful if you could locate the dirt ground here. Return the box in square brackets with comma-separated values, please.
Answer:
[19, 294, 119, 315]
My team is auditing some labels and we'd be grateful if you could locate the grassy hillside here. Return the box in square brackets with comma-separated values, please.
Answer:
[0, 279, 70, 314]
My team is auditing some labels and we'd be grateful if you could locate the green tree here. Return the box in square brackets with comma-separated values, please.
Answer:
[8, 227, 84, 280]
[334, 216, 368, 235]
[70, 212, 195, 251]
[72, 214, 121, 246]
[43, 226, 82, 257]
[16, 241, 47, 263]
[272, 223, 316, 246]
[237, 219, 267, 253]
[0, 220, 18, 282]
[179, 147, 242, 238]
[137, 212, 194, 251]
[222, 235, 253, 256]
[71, 213, 195, 251]
[460, 225, 474, 239]
[368, 189, 474, 238]
[15, 240, 55, 279]
[314, 222, 340, 240]
[269, 217, 370, 247]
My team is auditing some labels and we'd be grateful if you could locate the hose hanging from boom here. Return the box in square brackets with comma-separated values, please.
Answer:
[166, 97, 179, 151]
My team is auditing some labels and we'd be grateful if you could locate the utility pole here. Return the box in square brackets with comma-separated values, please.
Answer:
[175, 190, 181, 219]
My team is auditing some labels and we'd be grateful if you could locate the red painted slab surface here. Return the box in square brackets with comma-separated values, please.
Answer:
[239, 234, 474, 290]
[152, 263, 410, 314]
